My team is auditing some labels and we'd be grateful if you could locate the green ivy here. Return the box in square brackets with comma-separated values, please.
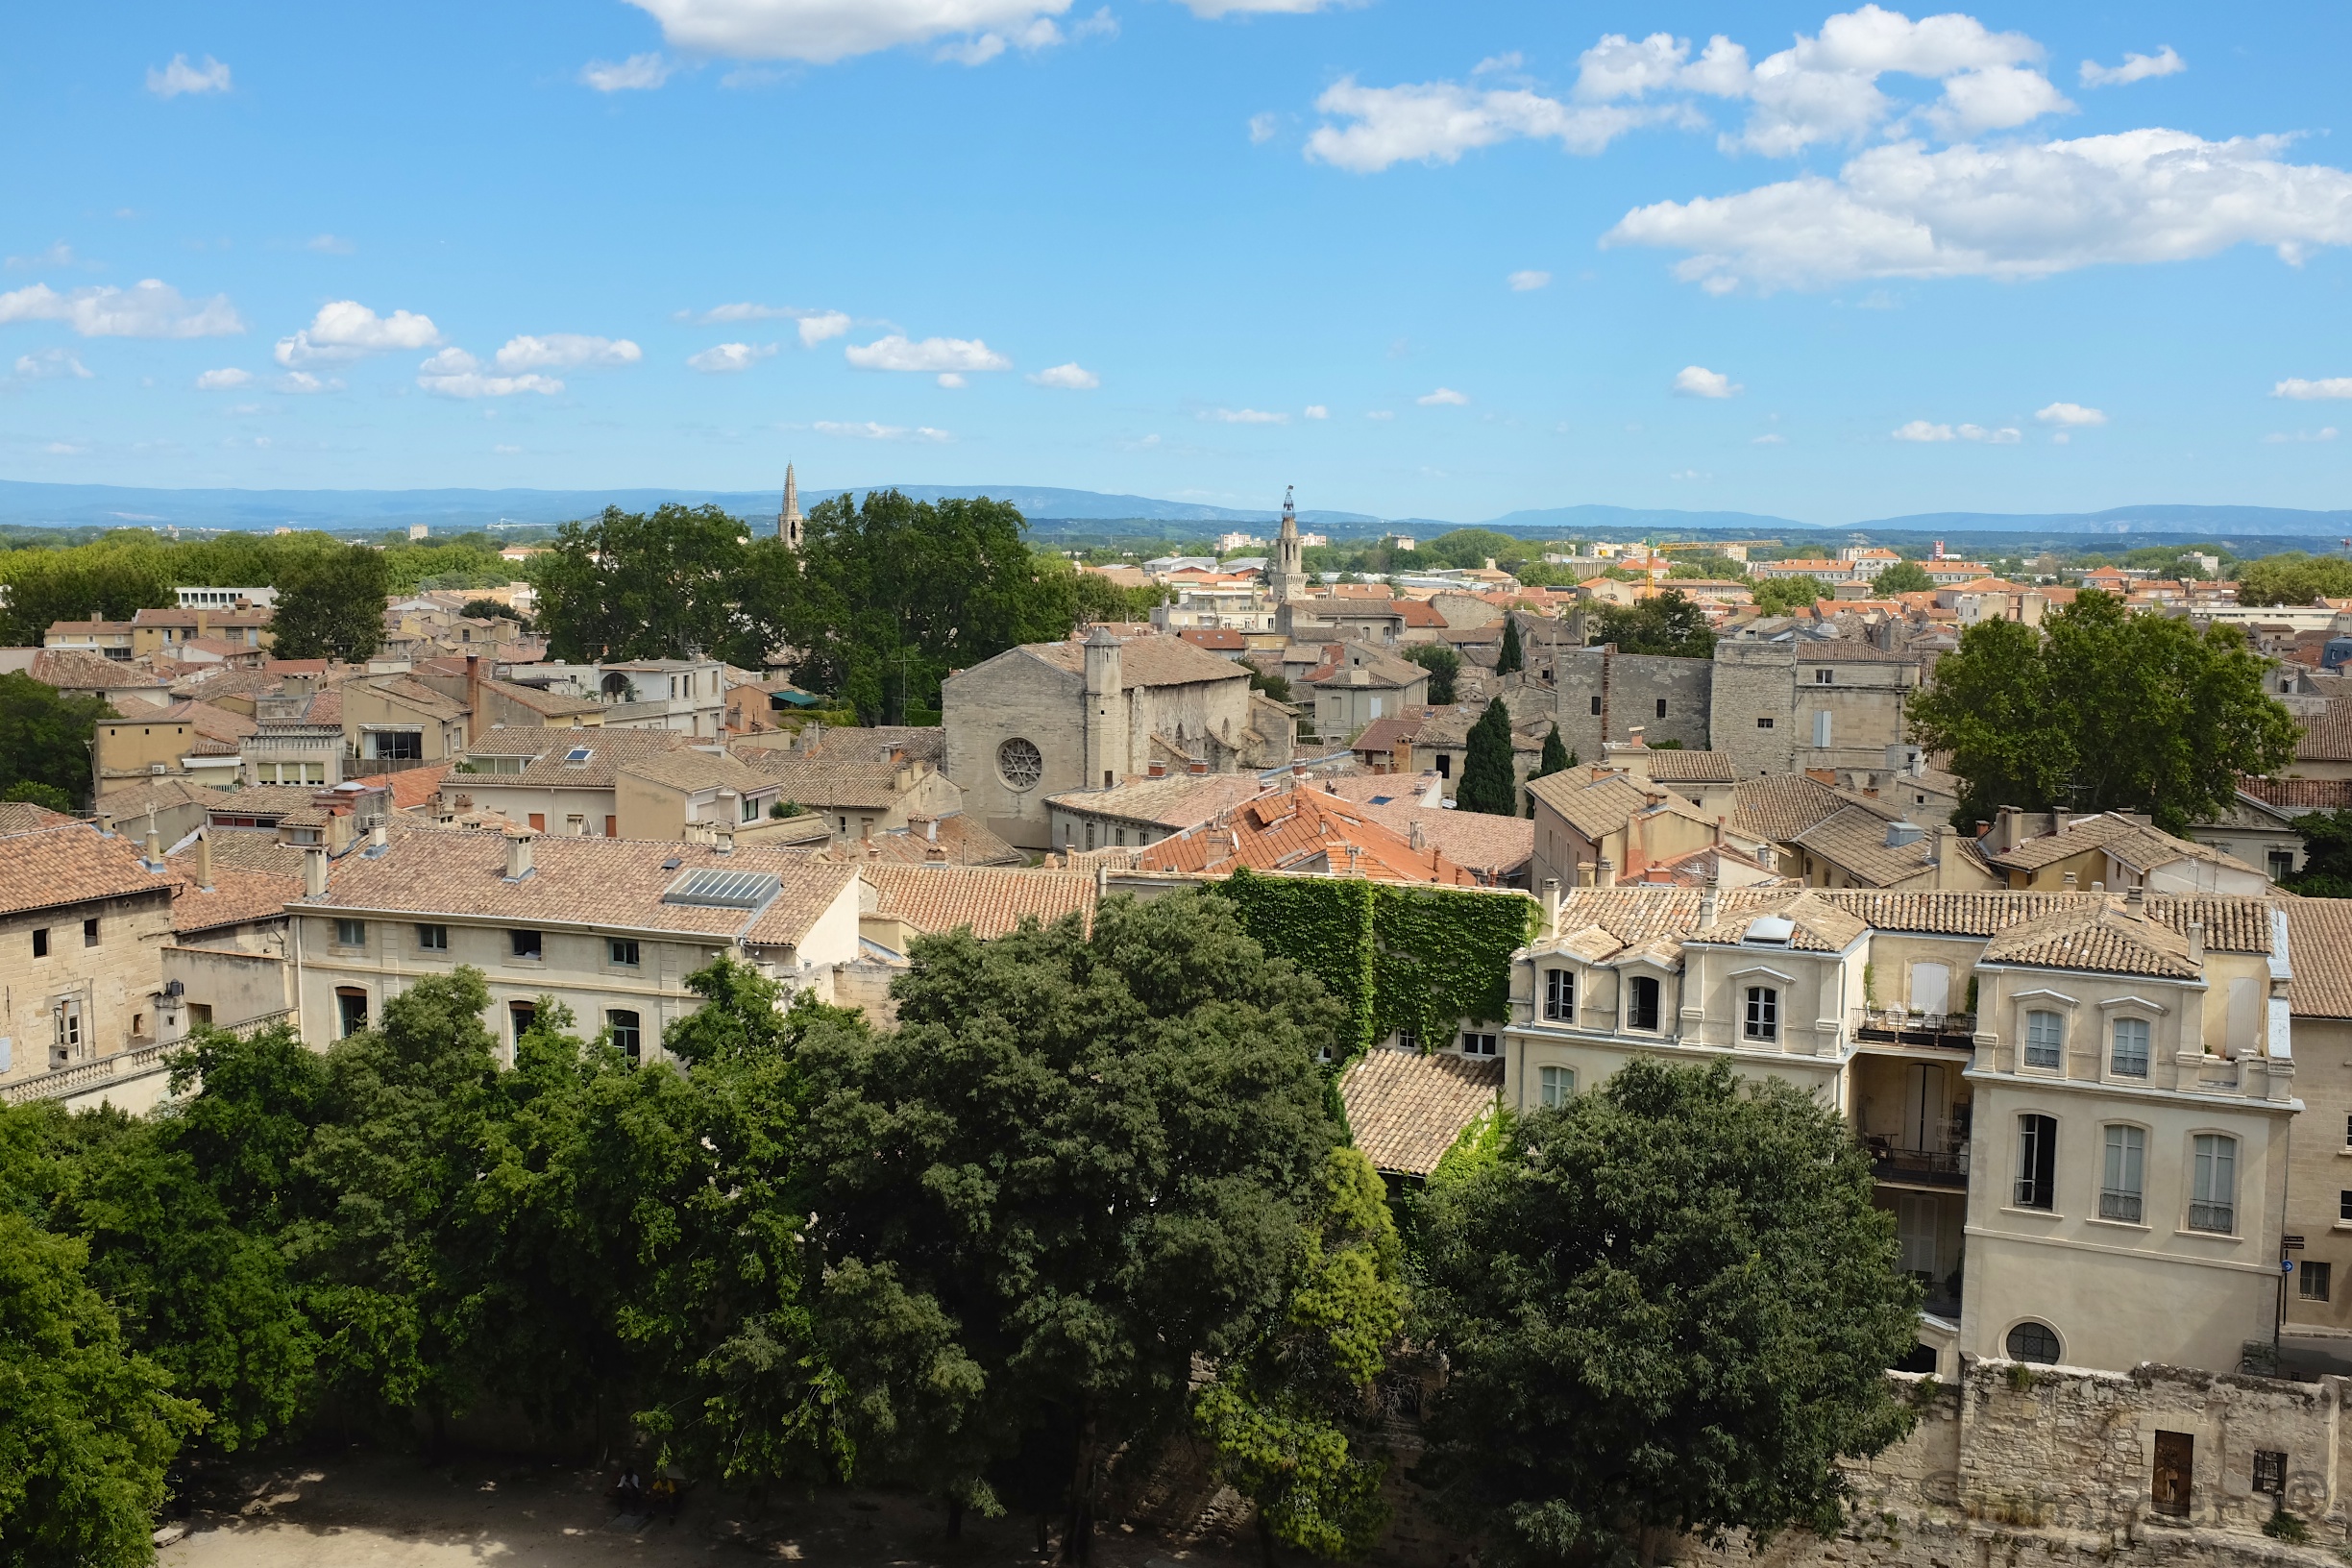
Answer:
[1216, 870, 1534, 1060]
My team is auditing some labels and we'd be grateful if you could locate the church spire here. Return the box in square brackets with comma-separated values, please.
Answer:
[1269, 484, 1306, 602]
[778, 462, 803, 551]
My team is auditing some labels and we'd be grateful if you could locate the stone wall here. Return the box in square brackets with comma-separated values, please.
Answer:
[1534, 648, 1715, 761]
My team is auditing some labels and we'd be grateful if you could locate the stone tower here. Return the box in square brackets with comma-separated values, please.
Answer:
[1267, 484, 1307, 602]
[777, 463, 803, 551]
[1083, 624, 1123, 792]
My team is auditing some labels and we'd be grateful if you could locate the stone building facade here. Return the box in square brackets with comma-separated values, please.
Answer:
[1712, 638, 1924, 777]
[1507, 643, 1716, 760]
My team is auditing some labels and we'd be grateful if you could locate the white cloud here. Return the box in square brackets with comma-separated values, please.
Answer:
[1202, 407, 1287, 423]
[1029, 362, 1100, 389]
[2263, 427, 2339, 444]
[1892, 420, 1953, 441]
[2035, 401, 2106, 425]
[1249, 112, 1278, 144]
[1365, 409, 1394, 421]
[305, 233, 355, 255]
[274, 300, 439, 365]
[147, 54, 232, 97]
[419, 347, 477, 375]
[937, 372, 967, 387]
[0, 280, 242, 338]
[1893, 418, 2017, 442]
[845, 333, 1010, 373]
[14, 350, 91, 381]
[277, 371, 339, 394]
[2081, 47, 2184, 88]
[1305, 76, 1662, 171]
[1474, 52, 1525, 76]
[582, 53, 675, 90]
[6, 243, 74, 272]
[623, 0, 1075, 66]
[44, 442, 89, 455]
[1672, 364, 1740, 398]
[1303, 404, 1329, 419]
[1177, 0, 1358, 14]
[195, 367, 253, 390]
[2275, 378, 2352, 400]
[1607, 130, 2352, 293]
[413, 347, 559, 397]
[813, 420, 951, 441]
[1957, 422, 2021, 442]
[795, 310, 851, 346]
[494, 333, 641, 371]
[1926, 64, 2072, 136]
[1752, 432, 1787, 444]
[1507, 269, 1552, 290]
[688, 303, 852, 346]
[687, 341, 779, 373]
[1071, 7, 1115, 38]
[1418, 386, 1470, 405]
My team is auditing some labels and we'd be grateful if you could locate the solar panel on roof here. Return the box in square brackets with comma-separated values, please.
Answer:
[564, 746, 594, 763]
[662, 868, 780, 910]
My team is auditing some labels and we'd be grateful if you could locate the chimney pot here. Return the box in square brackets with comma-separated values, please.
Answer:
[2063, 870, 2077, 890]
[1578, 860, 1597, 889]
[505, 832, 535, 880]
[1188, 760, 1208, 775]
[713, 828, 734, 856]
[192, 830, 213, 891]
[1541, 876, 1561, 936]
[2124, 883, 2144, 910]
[1148, 760, 1166, 778]
[303, 846, 328, 898]
[1598, 857, 1616, 890]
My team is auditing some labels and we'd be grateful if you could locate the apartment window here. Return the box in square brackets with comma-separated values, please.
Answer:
[417, 924, 448, 951]
[1115, 828, 1127, 846]
[82, 917, 99, 947]
[1085, 822, 1096, 850]
[1589, 696, 1602, 716]
[2006, 1321, 2060, 1363]
[2022, 1010, 2064, 1068]
[52, 998, 81, 1062]
[610, 938, 641, 968]
[609, 1009, 643, 1064]
[1461, 1032, 1498, 1057]
[2254, 1451, 2289, 1496]
[2341, 1189, 2352, 1222]
[2301, 1263, 2334, 1303]
[528, 813, 547, 832]
[1756, 716, 1775, 730]
[2190, 1134, 2237, 1233]
[741, 796, 759, 823]
[335, 988, 368, 1039]
[1396, 1029, 1418, 1053]
[334, 919, 366, 947]
[1811, 711, 1833, 748]
[31, 927, 47, 958]
[2015, 1115, 2057, 1210]
[2110, 1016, 2150, 1077]
[1815, 669, 1835, 684]
[1539, 1065, 1574, 1108]
[510, 928, 544, 961]
[2270, 849, 2297, 881]
[2099, 1125, 2145, 1223]
[1544, 968, 1576, 1022]
[1744, 986, 1779, 1042]
[1627, 974, 1661, 1032]
[509, 1001, 538, 1043]
[1435, 754, 1452, 778]
[1654, 698, 1668, 719]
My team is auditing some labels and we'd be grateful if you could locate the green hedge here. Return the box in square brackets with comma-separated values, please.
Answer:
[1216, 870, 1534, 1058]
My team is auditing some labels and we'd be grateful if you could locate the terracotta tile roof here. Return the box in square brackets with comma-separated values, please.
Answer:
[167, 851, 301, 934]
[813, 726, 946, 767]
[31, 649, 168, 691]
[2241, 777, 2352, 811]
[1339, 1047, 1501, 1177]
[1320, 772, 1442, 808]
[1625, 747, 1738, 783]
[0, 801, 77, 833]
[458, 728, 689, 787]
[2297, 697, 2352, 763]
[481, 676, 606, 717]
[738, 753, 917, 813]
[1349, 713, 1439, 756]
[1043, 772, 1268, 830]
[860, 861, 1098, 940]
[1347, 800, 1532, 881]
[1624, 842, 1783, 888]
[1526, 772, 1659, 840]
[1304, 647, 1429, 690]
[305, 828, 856, 948]
[1133, 783, 1481, 884]
[1976, 898, 2200, 979]
[2282, 896, 2352, 1017]
[618, 747, 774, 796]
[1178, 627, 1248, 651]
[818, 814, 1019, 868]
[1020, 633, 1251, 691]
[198, 831, 311, 877]
[1731, 773, 1895, 843]
[0, 821, 175, 918]
[364, 674, 469, 721]
[1983, 812, 2258, 876]
[1791, 806, 1939, 887]
[98, 776, 228, 815]
[349, 763, 454, 813]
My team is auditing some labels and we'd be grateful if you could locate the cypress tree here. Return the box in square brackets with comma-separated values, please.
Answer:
[1457, 697, 1517, 816]
[1527, 721, 1573, 817]
[1496, 616, 1524, 676]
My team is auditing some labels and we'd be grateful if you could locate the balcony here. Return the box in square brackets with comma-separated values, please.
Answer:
[1869, 1140, 1971, 1189]
[1851, 1009, 1977, 1052]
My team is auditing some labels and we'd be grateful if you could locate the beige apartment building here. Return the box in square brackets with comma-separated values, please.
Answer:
[286, 828, 859, 1062]
[1501, 884, 2295, 1379]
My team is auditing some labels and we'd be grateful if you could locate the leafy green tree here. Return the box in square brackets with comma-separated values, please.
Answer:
[1196, 1147, 1407, 1565]
[1525, 722, 1573, 816]
[1415, 1059, 1920, 1568]
[273, 544, 390, 661]
[0, 673, 110, 810]
[1664, 553, 1751, 581]
[533, 503, 784, 666]
[2239, 552, 2352, 607]
[0, 543, 176, 646]
[1871, 561, 1935, 596]
[797, 891, 1342, 1562]
[1752, 576, 1826, 615]
[2285, 808, 2352, 897]
[3, 781, 73, 812]
[1587, 589, 1715, 658]
[1909, 592, 2299, 833]
[1456, 697, 1518, 817]
[458, 597, 524, 623]
[1496, 617, 1525, 676]
[0, 1206, 205, 1566]
[1404, 643, 1460, 704]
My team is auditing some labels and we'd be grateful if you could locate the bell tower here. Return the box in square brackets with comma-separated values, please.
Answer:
[777, 463, 804, 551]
[1267, 485, 1306, 602]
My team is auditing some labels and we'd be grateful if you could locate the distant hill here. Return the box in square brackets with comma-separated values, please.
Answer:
[1843, 504, 2352, 540]
[1475, 503, 1816, 535]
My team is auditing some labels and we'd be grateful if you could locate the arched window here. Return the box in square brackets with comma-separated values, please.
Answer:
[1626, 975, 1661, 1032]
[2006, 1321, 2060, 1363]
[1539, 1065, 1575, 1108]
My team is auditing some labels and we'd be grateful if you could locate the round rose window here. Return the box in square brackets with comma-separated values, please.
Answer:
[997, 737, 1043, 790]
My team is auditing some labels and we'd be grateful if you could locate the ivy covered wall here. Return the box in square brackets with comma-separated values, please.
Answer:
[1215, 870, 1535, 1059]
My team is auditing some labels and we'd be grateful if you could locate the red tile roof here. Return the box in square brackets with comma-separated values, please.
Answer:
[1133, 784, 1481, 884]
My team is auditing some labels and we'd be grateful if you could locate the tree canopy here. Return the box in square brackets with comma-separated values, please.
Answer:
[1907, 591, 2298, 832]
[271, 545, 391, 661]
[2285, 808, 2352, 897]
[1404, 643, 1460, 704]
[1415, 1059, 1919, 1568]
[0, 673, 110, 809]
[1457, 697, 1518, 816]
[1496, 617, 1525, 675]
[1752, 576, 1825, 616]
[1587, 589, 1715, 658]
[1871, 561, 1935, 596]
[2238, 551, 2352, 607]
[533, 503, 791, 668]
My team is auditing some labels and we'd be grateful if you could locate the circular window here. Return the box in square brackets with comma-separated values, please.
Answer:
[997, 737, 1044, 791]
[2005, 1321, 2060, 1363]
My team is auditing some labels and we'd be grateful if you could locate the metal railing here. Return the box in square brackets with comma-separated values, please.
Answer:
[2190, 1202, 2235, 1235]
[1850, 1009, 1977, 1048]
[2098, 1189, 2144, 1224]
[1870, 1145, 1971, 1188]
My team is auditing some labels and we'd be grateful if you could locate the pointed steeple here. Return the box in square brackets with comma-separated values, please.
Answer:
[1269, 484, 1306, 602]
[778, 463, 804, 551]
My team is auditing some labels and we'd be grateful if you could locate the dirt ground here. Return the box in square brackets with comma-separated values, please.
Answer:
[157, 1450, 1255, 1568]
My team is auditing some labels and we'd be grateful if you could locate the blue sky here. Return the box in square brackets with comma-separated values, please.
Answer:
[5, 1, 2351, 525]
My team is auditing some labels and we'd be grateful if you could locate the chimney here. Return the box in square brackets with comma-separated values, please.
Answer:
[303, 846, 328, 898]
[369, 822, 387, 855]
[143, 807, 161, 866]
[1578, 860, 1597, 889]
[2091, 880, 2104, 893]
[1409, 820, 1427, 852]
[96, 810, 114, 836]
[504, 833, 535, 881]
[713, 828, 734, 856]
[192, 830, 213, 891]
[2063, 870, 2077, 891]
[465, 653, 484, 723]
[1627, 725, 1646, 748]
[1188, 760, 1208, 775]
[1598, 857, 1616, 890]
[1148, 760, 1166, 778]
[2124, 882, 2144, 912]
[1541, 876, 1561, 936]
[926, 818, 938, 842]
[1291, 762, 1307, 778]
[1995, 805, 2023, 852]
[2187, 919, 2206, 963]
[1700, 885, 1721, 930]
